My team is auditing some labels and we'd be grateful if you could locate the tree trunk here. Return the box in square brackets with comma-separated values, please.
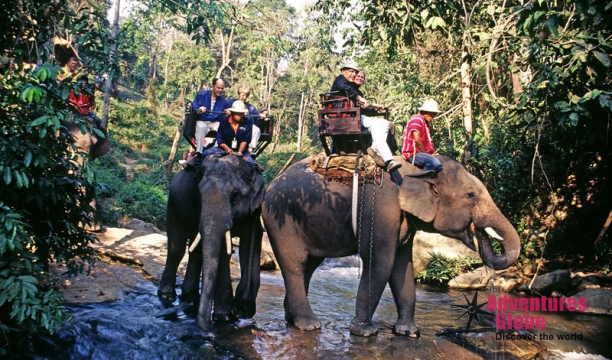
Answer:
[215, 23, 236, 79]
[165, 121, 183, 180]
[271, 96, 290, 153]
[163, 29, 174, 114]
[461, 32, 473, 164]
[297, 91, 305, 151]
[101, 0, 120, 130]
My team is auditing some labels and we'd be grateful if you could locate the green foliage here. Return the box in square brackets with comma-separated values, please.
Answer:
[0, 50, 98, 359]
[114, 174, 168, 229]
[0, 0, 123, 355]
[257, 152, 311, 186]
[416, 252, 482, 285]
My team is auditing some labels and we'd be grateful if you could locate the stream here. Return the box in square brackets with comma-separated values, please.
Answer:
[31, 260, 612, 359]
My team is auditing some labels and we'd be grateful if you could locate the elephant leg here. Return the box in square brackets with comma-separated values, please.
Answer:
[282, 255, 324, 331]
[181, 239, 202, 305]
[159, 220, 196, 306]
[213, 244, 233, 322]
[233, 215, 263, 319]
[388, 236, 419, 338]
[350, 242, 396, 337]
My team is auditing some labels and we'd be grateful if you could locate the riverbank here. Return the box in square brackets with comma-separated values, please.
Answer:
[45, 227, 611, 359]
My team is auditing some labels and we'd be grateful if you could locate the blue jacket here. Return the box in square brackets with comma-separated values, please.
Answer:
[216, 117, 253, 150]
[226, 98, 261, 126]
[330, 74, 360, 102]
[192, 90, 228, 122]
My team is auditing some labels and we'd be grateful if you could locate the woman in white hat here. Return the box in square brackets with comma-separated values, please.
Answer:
[401, 99, 443, 172]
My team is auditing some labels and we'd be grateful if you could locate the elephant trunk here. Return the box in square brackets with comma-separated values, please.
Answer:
[474, 206, 520, 270]
[197, 198, 232, 332]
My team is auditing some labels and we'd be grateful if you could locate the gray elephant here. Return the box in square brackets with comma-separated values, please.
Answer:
[66, 120, 109, 231]
[262, 155, 520, 337]
[158, 154, 265, 333]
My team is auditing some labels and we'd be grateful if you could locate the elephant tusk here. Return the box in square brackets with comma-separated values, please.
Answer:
[225, 231, 232, 255]
[485, 227, 504, 241]
[189, 233, 201, 253]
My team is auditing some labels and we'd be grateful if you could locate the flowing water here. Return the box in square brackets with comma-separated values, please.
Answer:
[31, 260, 612, 360]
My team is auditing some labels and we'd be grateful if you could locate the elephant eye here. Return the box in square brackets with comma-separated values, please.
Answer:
[466, 191, 477, 199]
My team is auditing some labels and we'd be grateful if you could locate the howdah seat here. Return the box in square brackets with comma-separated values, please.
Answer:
[317, 91, 394, 156]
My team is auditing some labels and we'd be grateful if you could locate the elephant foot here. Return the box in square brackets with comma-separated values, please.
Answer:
[180, 290, 200, 305]
[292, 316, 322, 331]
[393, 323, 420, 338]
[213, 312, 232, 322]
[231, 301, 256, 320]
[197, 315, 214, 334]
[157, 288, 176, 307]
[349, 318, 378, 337]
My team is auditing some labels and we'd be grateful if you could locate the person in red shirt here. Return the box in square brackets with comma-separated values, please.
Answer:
[401, 99, 443, 172]
[68, 75, 102, 128]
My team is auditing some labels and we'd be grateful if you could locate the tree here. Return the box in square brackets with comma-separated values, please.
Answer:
[0, 0, 114, 355]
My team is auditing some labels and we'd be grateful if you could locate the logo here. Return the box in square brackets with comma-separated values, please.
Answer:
[450, 290, 492, 332]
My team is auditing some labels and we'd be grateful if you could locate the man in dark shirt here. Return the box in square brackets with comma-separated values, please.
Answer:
[201, 100, 256, 168]
[330, 61, 401, 172]
[225, 84, 265, 153]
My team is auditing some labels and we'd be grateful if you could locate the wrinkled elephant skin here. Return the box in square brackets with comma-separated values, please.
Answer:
[158, 154, 265, 333]
[262, 155, 519, 337]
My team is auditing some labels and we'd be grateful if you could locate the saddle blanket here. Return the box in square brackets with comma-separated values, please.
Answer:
[308, 152, 383, 186]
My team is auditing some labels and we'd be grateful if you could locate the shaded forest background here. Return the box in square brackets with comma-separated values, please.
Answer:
[0, 0, 610, 355]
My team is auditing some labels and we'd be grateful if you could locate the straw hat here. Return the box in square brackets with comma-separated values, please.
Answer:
[419, 99, 441, 114]
[340, 60, 360, 72]
[228, 100, 248, 114]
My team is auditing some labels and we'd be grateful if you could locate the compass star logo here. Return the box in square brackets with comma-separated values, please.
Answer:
[451, 291, 492, 331]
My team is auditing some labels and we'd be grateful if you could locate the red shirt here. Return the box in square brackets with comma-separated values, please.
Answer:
[69, 89, 95, 116]
[401, 113, 435, 160]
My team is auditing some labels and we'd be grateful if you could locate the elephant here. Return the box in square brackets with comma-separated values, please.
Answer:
[65, 119, 109, 232]
[158, 153, 265, 333]
[262, 154, 520, 337]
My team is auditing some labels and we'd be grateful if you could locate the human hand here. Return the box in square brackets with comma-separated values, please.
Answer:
[198, 106, 206, 114]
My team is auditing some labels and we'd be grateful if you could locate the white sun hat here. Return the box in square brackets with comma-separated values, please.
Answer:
[419, 99, 441, 114]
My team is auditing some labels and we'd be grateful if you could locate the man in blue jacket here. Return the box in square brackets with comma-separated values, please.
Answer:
[192, 78, 229, 153]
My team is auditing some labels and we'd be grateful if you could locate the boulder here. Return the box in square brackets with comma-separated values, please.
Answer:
[573, 288, 612, 315]
[123, 218, 147, 230]
[440, 330, 546, 359]
[529, 269, 571, 296]
[571, 273, 601, 294]
[449, 266, 495, 289]
[413, 231, 480, 277]
[492, 277, 523, 293]
[260, 233, 278, 270]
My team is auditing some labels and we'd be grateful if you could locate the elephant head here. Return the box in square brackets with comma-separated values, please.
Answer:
[399, 155, 520, 270]
[196, 154, 264, 332]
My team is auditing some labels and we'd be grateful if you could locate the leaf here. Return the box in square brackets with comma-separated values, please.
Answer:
[599, 95, 611, 109]
[593, 51, 610, 67]
[21, 87, 32, 102]
[61, 86, 70, 100]
[569, 112, 579, 126]
[30, 116, 49, 127]
[3, 168, 12, 185]
[569, 94, 580, 104]
[431, 17, 446, 30]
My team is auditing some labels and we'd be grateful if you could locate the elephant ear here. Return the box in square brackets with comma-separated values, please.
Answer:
[398, 175, 439, 223]
[250, 170, 265, 213]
